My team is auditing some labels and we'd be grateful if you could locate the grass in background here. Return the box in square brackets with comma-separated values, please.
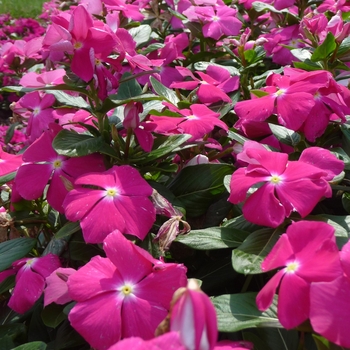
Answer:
[0, 0, 47, 18]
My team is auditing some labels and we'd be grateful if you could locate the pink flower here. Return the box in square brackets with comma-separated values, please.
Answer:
[0, 254, 61, 314]
[256, 221, 342, 329]
[14, 91, 56, 143]
[150, 103, 228, 141]
[191, 5, 242, 40]
[228, 142, 343, 227]
[170, 279, 218, 350]
[63, 165, 156, 243]
[19, 69, 66, 88]
[44, 267, 76, 307]
[67, 231, 187, 350]
[309, 240, 350, 348]
[15, 125, 105, 213]
[170, 65, 239, 104]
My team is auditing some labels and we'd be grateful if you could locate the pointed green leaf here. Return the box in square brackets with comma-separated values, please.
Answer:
[41, 304, 66, 328]
[176, 226, 248, 250]
[231, 227, 281, 275]
[12, 342, 47, 350]
[55, 221, 81, 239]
[46, 90, 91, 110]
[128, 24, 152, 47]
[53, 130, 105, 157]
[213, 292, 281, 332]
[268, 123, 301, 146]
[169, 164, 234, 217]
[0, 237, 36, 271]
[311, 32, 337, 62]
[113, 72, 142, 100]
[150, 76, 180, 105]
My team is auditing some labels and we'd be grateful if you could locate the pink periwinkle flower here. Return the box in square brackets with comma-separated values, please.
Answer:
[63, 165, 156, 243]
[19, 69, 66, 88]
[309, 238, 350, 347]
[67, 230, 187, 350]
[0, 254, 61, 314]
[13, 91, 56, 143]
[15, 124, 105, 213]
[170, 278, 218, 350]
[170, 65, 239, 104]
[150, 102, 228, 141]
[189, 5, 242, 40]
[228, 141, 344, 227]
[256, 221, 342, 329]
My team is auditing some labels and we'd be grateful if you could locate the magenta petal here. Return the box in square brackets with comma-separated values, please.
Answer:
[71, 48, 94, 82]
[276, 92, 314, 130]
[16, 163, 53, 200]
[310, 276, 350, 348]
[68, 256, 122, 302]
[46, 171, 70, 213]
[261, 234, 294, 272]
[229, 168, 267, 204]
[340, 240, 350, 278]
[63, 188, 105, 222]
[22, 130, 57, 162]
[299, 147, 344, 181]
[114, 196, 155, 239]
[243, 184, 285, 227]
[9, 268, 45, 314]
[69, 292, 123, 350]
[256, 269, 285, 311]
[197, 84, 231, 103]
[103, 231, 153, 283]
[31, 254, 61, 278]
[277, 273, 310, 329]
[135, 264, 187, 309]
[234, 96, 275, 122]
[44, 267, 76, 306]
[121, 297, 168, 340]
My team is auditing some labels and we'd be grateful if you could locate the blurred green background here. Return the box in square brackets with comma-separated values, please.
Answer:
[0, 0, 47, 18]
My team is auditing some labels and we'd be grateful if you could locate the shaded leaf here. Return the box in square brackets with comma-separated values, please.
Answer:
[231, 227, 281, 275]
[176, 226, 248, 250]
[12, 342, 47, 350]
[0, 238, 36, 271]
[150, 76, 179, 105]
[46, 90, 91, 110]
[53, 130, 105, 157]
[269, 123, 301, 146]
[55, 222, 81, 239]
[169, 164, 234, 217]
[213, 292, 281, 332]
[41, 304, 66, 329]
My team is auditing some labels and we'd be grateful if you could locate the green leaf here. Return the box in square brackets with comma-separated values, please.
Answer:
[107, 93, 161, 107]
[252, 1, 283, 12]
[232, 227, 281, 275]
[222, 215, 262, 232]
[0, 324, 26, 340]
[311, 32, 337, 62]
[46, 90, 91, 110]
[213, 292, 281, 332]
[12, 342, 47, 350]
[168, 164, 234, 217]
[53, 130, 106, 157]
[0, 171, 16, 185]
[128, 24, 152, 47]
[0, 274, 15, 294]
[5, 122, 20, 144]
[176, 226, 248, 250]
[291, 48, 312, 62]
[268, 123, 301, 146]
[113, 72, 142, 100]
[0, 237, 36, 271]
[250, 89, 270, 98]
[130, 134, 192, 164]
[150, 76, 180, 105]
[227, 130, 249, 145]
[55, 221, 81, 239]
[342, 192, 350, 214]
[293, 59, 324, 71]
[41, 304, 66, 328]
